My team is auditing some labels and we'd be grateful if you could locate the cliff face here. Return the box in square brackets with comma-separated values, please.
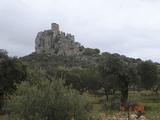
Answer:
[35, 23, 84, 56]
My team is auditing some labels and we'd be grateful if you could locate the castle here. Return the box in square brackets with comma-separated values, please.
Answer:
[35, 23, 84, 56]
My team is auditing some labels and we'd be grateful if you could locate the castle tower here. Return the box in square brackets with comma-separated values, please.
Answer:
[51, 23, 60, 34]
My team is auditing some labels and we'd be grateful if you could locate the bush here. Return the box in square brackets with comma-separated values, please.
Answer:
[0, 53, 27, 112]
[5, 80, 92, 120]
[83, 48, 100, 56]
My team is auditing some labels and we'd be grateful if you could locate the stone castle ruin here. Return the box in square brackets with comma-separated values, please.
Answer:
[35, 23, 84, 56]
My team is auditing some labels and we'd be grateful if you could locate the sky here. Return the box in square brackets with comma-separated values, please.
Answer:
[0, 0, 160, 62]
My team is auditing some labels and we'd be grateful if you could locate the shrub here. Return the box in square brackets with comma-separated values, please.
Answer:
[5, 80, 91, 120]
[0, 53, 27, 112]
[83, 48, 100, 56]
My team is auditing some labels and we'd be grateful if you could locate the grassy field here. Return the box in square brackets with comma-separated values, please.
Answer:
[129, 91, 160, 119]
[86, 90, 160, 120]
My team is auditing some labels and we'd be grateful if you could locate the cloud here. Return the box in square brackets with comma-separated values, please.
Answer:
[0, 0, 160, 62]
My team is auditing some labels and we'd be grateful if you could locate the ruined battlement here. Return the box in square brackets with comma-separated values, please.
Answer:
[51, 23, 60, 34]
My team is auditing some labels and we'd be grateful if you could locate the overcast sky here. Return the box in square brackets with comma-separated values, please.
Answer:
[0, 0, 160, 62]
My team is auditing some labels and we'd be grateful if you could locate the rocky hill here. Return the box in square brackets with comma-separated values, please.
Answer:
[22, 23, 143, 74]
[22, 23, 102, 76]
[35, 23, 84, 56]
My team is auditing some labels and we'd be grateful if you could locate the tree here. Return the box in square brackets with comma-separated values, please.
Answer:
[6, 80, 91, 120]
[138, 60, 158, 91]
[153, 65, 160, 94]
[99, 53, 139, 105]
[83, 48, 100, 56]
[99, 53, 124, 101]
[63, 67, 101, 94]
[99, 53, 115, 100]
[0, 52, 27, 112]
[118, 61, 139, 105]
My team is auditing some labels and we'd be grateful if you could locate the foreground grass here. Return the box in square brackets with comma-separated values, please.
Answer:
[129, 91, 160, 119]
[0, 115, 8, 120]
[87, 90, 160, 120]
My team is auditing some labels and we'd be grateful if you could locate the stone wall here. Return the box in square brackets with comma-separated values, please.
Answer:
[35, 23, 84, 56]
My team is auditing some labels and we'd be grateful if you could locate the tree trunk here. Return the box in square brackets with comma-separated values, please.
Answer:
[112, 89, 116, 95]
[0, 92, 4, 113]
[104, 89, 109, 101]
[121, 82, 129, 106]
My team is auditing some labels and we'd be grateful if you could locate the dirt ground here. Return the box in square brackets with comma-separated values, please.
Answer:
[97, 113, 148, 120]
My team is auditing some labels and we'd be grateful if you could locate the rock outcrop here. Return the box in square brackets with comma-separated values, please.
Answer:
[35, 23, 84, 56]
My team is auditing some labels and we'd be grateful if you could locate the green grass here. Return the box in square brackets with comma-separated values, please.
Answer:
[86, 90, 160, 119]
[128, 91, 160, 112]
[128, 91, 160, 119]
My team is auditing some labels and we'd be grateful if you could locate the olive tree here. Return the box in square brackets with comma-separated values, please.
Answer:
[6, 79, 91, 120]
[138, 60, 158, 91]
[99, 53, 139, 105]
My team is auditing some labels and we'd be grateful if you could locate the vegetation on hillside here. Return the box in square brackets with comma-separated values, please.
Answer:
[0, 51, 27, 113]
[0, 49, 160, 119]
